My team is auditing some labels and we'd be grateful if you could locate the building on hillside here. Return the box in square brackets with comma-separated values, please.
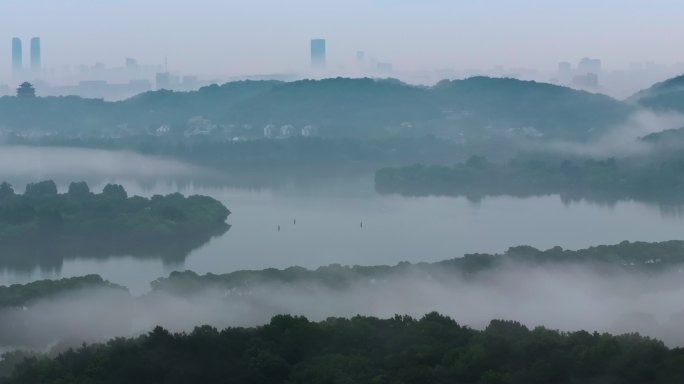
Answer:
[264, 124, 275, 138]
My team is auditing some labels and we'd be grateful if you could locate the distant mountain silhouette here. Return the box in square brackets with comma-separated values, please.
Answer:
[641, 126, 684, 143]
[0, 77, 631, 140]
[628, 74, 684, 112]
[639, 126, 684, 156]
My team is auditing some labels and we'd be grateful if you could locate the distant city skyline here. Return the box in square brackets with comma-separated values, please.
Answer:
[2, 0, 684, 80]
[3, 0, 684, 100]
[2, 35, 684, 100]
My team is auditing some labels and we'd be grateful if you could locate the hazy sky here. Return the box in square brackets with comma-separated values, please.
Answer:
[2, 0, 684, 79]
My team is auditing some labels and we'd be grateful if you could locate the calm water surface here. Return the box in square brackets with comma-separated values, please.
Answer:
[2, 177, 684, 293]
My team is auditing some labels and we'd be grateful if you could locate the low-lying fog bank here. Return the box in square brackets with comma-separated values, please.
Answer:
[141, 265, 684, 345]
[3, 244, 684, 351]
[0, 146, 208, 183]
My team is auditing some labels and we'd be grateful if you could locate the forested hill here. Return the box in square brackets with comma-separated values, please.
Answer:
[629, 74, 684, 112]
[0, 77, 630, 140]
[4, 313, 683, 384]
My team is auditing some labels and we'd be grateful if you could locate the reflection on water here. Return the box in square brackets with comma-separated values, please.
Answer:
[1, 175, 684, 294]
[0, 225, 230, 273]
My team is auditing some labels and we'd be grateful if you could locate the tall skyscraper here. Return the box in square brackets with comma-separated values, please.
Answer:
[126, 57, 140, 77]
[12, 38, 23, 76]
[578, 58, 602, 75]
[310, 39, 326, 70]
[356, 51, 365, 67]
[558, 62, 571, 74]
[30, 37, 41, 73]
[126, 58, 139, 70]
[377, 62, 393, 74]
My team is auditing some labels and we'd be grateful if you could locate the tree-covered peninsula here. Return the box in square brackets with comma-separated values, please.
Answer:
[374, 155, 684, 203]
[0, 181, 230, 259]
[151, 240, 684, 296]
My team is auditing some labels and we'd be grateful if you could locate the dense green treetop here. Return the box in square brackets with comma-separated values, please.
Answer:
[0, 180, 230, 241]
[0, 275, 123, 309]
[0, 239, 682, 381]
[3, 313, 683, 384]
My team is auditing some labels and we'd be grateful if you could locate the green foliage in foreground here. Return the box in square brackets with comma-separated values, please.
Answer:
[375, 156, 684, 203]
[4, 313, 684, 384]
[152, 240, 684, 295]
[0, 180, 230, 242]
[0, 275, 123, 309]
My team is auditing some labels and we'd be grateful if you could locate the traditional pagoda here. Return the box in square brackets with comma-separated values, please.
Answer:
[16, 82, 36, 98]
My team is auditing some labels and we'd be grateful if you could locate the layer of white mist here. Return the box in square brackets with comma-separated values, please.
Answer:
[2, 265, 684, 352]
[534, 109, 684, 157]
[0, 146, 205, 181]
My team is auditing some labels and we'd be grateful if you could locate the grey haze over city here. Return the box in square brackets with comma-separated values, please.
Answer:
[3, 0, 684, 98]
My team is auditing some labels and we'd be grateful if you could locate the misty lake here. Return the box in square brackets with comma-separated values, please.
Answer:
[2, 175, 684, 294]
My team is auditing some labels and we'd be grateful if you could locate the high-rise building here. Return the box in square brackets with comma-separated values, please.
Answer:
[377, 62, 393, 74]
[356, 51, 365, 67]
[155, 72, 171, 90]
[126, 58, 140, 78]
[558, 62, 571, 73]
[12, 38, 23, 76]
[126, 58, 139, 70]
[571, 72, 599, 89]
[557, 62, 572, 82]
[578, 58, 602, 75]
[156, 72, 179, 90]
[310, 39, 326, 70]
[30, 37, 41, 74]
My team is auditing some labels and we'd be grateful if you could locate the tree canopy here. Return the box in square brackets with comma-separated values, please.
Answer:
[3, 313, 683, 384]
[0, 275, 123, 309]
[375, 155, 684, 204]
[0, 181, 230, 271]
